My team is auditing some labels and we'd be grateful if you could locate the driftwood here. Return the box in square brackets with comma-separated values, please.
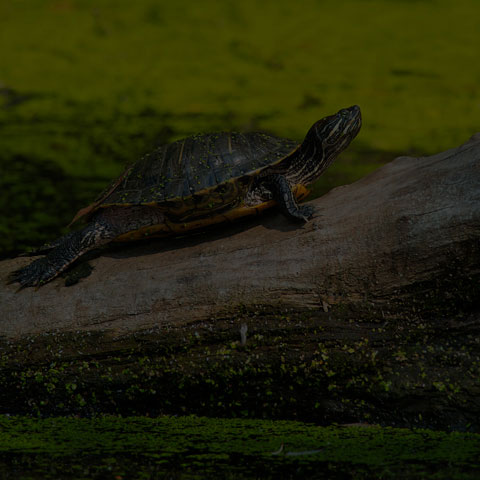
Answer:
[0, 134, 479, 428]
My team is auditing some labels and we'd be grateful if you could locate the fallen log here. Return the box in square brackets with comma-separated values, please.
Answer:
[0, 134, 479, 428]
[2, 134, 479, 335]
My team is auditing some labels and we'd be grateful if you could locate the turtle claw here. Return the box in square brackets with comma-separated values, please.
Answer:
[290, 205, 315, 223]
[6, 269, 28, 287]
[299, 205, 315, 221]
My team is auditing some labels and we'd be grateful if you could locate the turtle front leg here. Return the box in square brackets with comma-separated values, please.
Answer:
[262, 174, 314, 222]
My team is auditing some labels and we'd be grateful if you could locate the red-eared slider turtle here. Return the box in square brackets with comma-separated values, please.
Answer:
[11, 105, 361, 288]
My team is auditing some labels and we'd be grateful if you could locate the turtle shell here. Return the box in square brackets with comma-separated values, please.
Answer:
[79, 132, 299, 224]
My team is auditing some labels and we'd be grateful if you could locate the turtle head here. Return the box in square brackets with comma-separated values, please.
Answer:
[316, 105, 362, 153]
[288, 105, 361, 185]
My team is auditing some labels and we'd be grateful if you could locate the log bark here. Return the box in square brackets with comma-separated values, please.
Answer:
[0, 134, 479, 428]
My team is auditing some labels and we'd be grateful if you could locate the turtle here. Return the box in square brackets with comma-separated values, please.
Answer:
[10, 105, 361, 288]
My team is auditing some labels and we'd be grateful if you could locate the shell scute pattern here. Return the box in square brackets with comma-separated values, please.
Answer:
[99, 132, 298, 213]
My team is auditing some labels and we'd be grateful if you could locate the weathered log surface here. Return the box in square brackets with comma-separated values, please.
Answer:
[0, 135, 479, 428]
[1, 134, 479, 337]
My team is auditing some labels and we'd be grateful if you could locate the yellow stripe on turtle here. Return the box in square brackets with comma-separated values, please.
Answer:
[114, 184, 309, 242]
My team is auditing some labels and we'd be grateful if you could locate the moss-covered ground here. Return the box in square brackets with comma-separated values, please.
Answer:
[0, 307, 478, 429]
[0, 415, 479, 479]
[1, 0, 480, 255]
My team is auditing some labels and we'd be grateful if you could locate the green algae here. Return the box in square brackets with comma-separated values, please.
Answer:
[1, 0, 480, 255]
[0, 416, 479, 479]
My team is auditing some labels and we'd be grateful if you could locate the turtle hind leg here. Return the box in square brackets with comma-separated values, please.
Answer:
[9, 221, 116, 289]
[18, 232, 78, 257]
[262, 174, 314, 222]
[9, 206, 165, 289]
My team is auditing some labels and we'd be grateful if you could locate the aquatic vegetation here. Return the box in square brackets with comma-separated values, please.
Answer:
[0, 306, 478, 430]
[0, 415, 479, 479]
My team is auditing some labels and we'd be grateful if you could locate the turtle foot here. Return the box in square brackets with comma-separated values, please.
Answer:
[289, 205, 315, 222]
[8, 257, 60, 289]
[298, 205, 315, 221]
